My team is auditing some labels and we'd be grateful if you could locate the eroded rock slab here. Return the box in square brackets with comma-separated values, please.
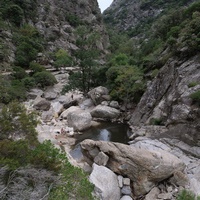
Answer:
[81, 139, 185, 196]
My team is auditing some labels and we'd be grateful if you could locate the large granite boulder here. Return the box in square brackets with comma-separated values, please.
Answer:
[59, 106, 81, 119]
[33, 97, 51, 111]
[81, 140, 185, 196]
[90, 105, 120, 120]
[88, 86, 110, 105]
[43, 90, 58, 100]
[67, 110, 92, 131]
[90, 163, 121, 200]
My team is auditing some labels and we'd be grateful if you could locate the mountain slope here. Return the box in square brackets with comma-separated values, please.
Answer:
[0, 0, 109, 69]
[103, 0, 200, 145]
[103, 0, 195, 31]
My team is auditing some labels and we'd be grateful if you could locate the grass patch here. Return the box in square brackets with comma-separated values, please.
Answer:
[190, 91, 200, 105]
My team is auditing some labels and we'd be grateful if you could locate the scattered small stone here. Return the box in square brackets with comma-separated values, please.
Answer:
[120, 195, 133, 200]
[109, 101, 120, 109]
[118, 175, 123, 188]
[158, 184, 166, 192]
[123, 178, 131, 186]
[158, 193, 172, 199]
[145, 187, 160, 200]
[121, 186, 132, 195]
[94, 151, 109, 166]
[167, 186, 173, 193]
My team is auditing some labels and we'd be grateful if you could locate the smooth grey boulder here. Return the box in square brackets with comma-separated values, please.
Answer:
[67, 110, 92, 131]
[109, 101, 120, 109]
[88, 86, 109, 105]
[89, 163, 121, 200]
[81, 140, 185, 196]
[80, 98, 94, 109]
[121, 186, 132, 195]
[90, 105, 120, 120]
[59, 106, 80, 119]
[120, 196, 133, 200]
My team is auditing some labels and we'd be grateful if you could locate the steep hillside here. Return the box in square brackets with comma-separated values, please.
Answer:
[103, 0, 195, 31]
[103, 0, 200, 145]
[0, 0, 109, 70]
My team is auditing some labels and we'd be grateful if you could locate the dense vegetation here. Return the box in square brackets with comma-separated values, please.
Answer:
[0, 102, 95, 199]
[177, 189, 200, 200]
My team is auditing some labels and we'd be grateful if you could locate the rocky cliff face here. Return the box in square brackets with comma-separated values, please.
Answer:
[103, 0, 194, 31]
[0, 0, 109, 68]
[34, 0, 109, 52]
[129, 55, 200, 145]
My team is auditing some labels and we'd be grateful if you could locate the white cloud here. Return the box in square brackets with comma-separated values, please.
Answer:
[97, 0, 113, 12]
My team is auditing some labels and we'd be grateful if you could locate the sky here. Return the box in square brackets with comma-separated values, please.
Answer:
[97, 0, 113, 12]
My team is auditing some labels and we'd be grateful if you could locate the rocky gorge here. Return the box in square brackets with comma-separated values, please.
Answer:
[23, 65, 200, 200]
[1, 0, 200, 199]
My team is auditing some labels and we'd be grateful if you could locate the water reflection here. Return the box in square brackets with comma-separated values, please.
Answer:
[98, 129, 111, 141]
[70, 122, 130, 161]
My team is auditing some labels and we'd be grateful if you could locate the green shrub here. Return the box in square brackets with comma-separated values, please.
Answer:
[0, 77, 27, 104]
[14, 24, 44, 67]
[49, 158, 95, 200]
[149, 118, 163, 125]
[15, 41, 38, 67]
[33, 71, 57, 88]
[30, 140, 65, 171]
[54, 49, 73, 69]
[12, 66, 28, 80]
[176, 189, 200, 200]
[167, 26, 181, 38]
[2, 4, 23, 26]
[110, 53, 129, 66]
[188, 82, 199, 88]
[65, 14, 84, 27]
[0, 139, 95, 199]
[190, 91, 200, 105]
[151, 69, 159, 78]
[0, 101, 38, 142]
[9, 80, 27, 100]
[106, 65, 145, 103]
[29, 62, 46, 74]
[22, 77, 36, 89]
[27, 140, 95, 199]
[0, 140, 30, 169]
